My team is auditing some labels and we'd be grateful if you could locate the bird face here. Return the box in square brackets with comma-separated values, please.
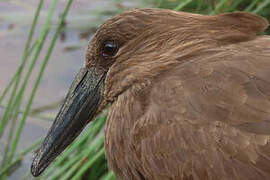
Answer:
[31, 9, 185, 176]
[31, 8, 268, 177]
[31, 9, 152, 177]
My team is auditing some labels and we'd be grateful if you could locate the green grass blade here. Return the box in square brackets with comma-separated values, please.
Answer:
[0, 138, 43, 176]
[0, 0, 43, 106]
[252, 0, 270, 14]
[174, 0, 193, 11]
[70, 136, 105, 180]
[6, 0, 59, 165]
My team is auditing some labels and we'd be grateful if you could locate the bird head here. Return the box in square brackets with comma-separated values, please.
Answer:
[31, 8, 268, 177]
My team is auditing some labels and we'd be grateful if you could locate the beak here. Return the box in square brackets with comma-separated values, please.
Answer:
[31, 67, 106, 177]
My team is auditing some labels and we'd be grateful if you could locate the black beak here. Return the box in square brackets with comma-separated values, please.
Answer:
[31, 67, 106, 177]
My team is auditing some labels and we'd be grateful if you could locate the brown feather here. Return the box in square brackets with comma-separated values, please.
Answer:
[84, 8, 270, 180]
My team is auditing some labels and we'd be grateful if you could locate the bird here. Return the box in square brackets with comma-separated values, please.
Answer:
[31, 8, 270, 180]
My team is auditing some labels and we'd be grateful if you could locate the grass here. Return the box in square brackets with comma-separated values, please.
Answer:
[0, 0, 270, 179]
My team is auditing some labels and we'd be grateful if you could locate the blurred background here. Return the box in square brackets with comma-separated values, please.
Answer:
[0, 0, 270, 179]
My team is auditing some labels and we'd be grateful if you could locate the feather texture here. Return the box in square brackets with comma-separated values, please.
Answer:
[86, 8, 270, 180]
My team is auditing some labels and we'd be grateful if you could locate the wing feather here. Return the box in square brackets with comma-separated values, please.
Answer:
[132, 37, 270, 180]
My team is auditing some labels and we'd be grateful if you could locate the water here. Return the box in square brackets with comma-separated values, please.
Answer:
[0, 0, 143, 179]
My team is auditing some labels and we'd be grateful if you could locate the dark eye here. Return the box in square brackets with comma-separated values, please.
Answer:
[102, 41, 118, 57]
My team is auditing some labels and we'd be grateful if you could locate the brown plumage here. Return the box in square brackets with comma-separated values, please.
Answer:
[31, 8, 270, 180]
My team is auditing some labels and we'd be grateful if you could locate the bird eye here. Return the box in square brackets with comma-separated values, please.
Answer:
[102, 41, 118, 57]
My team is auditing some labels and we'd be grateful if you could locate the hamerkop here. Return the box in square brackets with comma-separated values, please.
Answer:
[31, 8, 270, 180]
